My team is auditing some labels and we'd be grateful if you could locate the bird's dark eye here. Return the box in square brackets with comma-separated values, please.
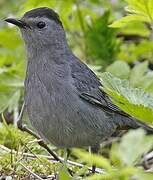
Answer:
[37, 21, 46, 29]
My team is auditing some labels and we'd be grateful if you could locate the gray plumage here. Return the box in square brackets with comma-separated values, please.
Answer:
[5, 7, 153, 149]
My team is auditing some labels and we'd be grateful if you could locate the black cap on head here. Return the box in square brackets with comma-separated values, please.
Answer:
[23, 7, 62, 26]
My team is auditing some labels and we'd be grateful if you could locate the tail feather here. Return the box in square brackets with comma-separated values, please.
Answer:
[133, 118, 153, 134]
[116, 115, 153, 134]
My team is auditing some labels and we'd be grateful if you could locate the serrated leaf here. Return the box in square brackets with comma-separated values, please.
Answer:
[101, 72, 153, 123]
[126, 0, 150, 15]
[110, 0, 153, 28]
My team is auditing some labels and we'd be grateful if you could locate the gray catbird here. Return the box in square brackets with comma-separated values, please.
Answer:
[5, 7, 153, 153]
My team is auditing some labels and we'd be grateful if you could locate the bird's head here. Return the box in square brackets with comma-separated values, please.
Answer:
[5, 7, 66, 48]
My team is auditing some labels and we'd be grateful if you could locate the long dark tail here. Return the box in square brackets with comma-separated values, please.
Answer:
[116, 115, 153, 134]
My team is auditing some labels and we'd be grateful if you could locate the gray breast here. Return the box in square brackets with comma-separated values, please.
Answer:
[25, 69, 116, 148]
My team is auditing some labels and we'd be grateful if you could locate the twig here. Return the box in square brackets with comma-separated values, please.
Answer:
[0, 145, 104, 174]
[19, 162, 44, 180]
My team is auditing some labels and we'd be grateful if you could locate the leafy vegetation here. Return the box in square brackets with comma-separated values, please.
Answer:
[0, 0, 153, 179]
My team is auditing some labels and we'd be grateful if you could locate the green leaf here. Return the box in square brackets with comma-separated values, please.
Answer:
[101, 72, 153, 123]
[72, 149, 111, 171]
[59, 165, 71, 180]
[110, 144, 122, 167]
[130, 61, 148, 87]
[135, 172, 153, 180]
[109, 15, 149, 28]
[120, 22, 150, 37]
[85, 11, 119, 66]
[110, 0, 153, 28]
[126, 0, 150, 15]
[126, 0, 153, 21]
[106, 61, 130, 79]
[117, 129, 153, 165]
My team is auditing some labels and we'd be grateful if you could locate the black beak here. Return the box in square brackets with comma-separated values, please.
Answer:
[5, 18, 31, 29]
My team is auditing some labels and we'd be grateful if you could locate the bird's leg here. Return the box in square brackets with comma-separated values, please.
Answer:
[91, 145, 100, 173]
[17, 102, 62, 163]
[66, 148, 71, 159]
[63, 148, 69, 164]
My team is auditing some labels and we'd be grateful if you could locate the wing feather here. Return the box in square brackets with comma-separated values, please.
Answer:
[70, 57, 130, 118]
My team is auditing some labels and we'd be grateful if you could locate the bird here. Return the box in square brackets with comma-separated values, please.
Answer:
[5, 7, 153, 171]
